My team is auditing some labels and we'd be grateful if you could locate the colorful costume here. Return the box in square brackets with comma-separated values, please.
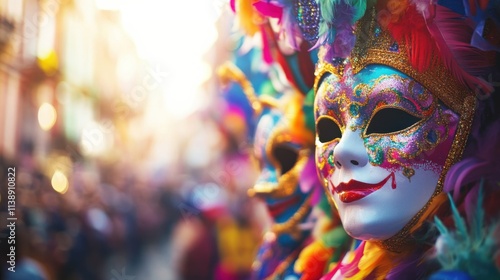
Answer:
[219, 46, 321, 279]
[252, 0, 499, 279]
[219, 2, 352, 277]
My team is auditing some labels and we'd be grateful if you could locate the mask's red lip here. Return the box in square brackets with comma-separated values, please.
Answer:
[332, 172, 395, 203]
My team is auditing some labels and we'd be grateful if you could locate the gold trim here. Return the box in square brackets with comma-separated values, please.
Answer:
[353, 49, 470, 116]
[314, 59, 341, 94]
[217, 61, 263, 115]
[251, 148, 310, 198]
[350, 9, 471, 116]
[314, 8, 472, 116]
[217, 61, 295, 116]
[260, 95, 281, 110]
[265, 125, 291, 177]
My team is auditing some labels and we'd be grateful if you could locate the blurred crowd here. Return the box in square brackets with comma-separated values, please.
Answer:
[0, 141, 268, 280]
[0, 0, 272, 279]
[2, 0, 498, 279]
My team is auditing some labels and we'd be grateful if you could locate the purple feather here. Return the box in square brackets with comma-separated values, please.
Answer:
[444, 119, 500, 200]
[425, 5, 495, 95]
[327, 1, 356, 60]
[311, 1, 356, 60]
[386, 250, 436, 280]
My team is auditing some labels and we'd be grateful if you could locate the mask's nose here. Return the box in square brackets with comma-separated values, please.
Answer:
[333, 129, 369, 170]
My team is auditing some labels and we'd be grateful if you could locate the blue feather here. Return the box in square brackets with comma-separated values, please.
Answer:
[433, 184, 500, 279]
[470, 179, 485, 243]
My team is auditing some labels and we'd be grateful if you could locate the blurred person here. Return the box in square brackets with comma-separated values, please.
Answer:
[172, 182, 224, 280]
[1, 159, 50, 280]
[157, 183, 183, 239]
[2, 224, 49, 280]
[214, 186, 262, 280]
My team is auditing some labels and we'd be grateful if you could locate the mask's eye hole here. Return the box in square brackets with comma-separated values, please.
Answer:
[366, 107, 422, 135]
[317, 117, 342, 143]
[316, 72, 332, 91]
[272, 145, 298, 175]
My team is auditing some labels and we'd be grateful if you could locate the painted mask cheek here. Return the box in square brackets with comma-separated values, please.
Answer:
[316, 142, 337, 181]
[417, 107, 460, 166]
[363, 104, 460, 174]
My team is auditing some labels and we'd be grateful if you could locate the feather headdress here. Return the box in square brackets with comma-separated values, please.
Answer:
[264, 0, 498, 96]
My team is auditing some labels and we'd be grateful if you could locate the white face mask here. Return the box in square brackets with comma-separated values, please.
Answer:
[315, 65, 460, 240]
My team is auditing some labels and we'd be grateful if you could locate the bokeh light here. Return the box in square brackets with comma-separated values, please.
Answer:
[37, 102, 57, 131]
[51, 170, 69, 194]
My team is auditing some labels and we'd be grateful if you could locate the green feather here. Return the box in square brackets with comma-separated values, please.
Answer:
[349, 0, 367, 21]
[303, 88, 316, 133]
[433, 185, 500, 279]
[470, 179, 485, 243]
[319, 0, 337, 22]
[448, 193, 469, 244]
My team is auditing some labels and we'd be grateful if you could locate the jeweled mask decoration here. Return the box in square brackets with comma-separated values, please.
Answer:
[313, 8, 478, 250]
[293, 0, 321, 43]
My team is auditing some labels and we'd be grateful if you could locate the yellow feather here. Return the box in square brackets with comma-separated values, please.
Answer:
[235, 0, 263, 36]
[344, 242, 395, 280]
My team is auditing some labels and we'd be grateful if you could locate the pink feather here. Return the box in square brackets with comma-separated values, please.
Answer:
[253, 1, 283, 19]
[321, 242, 366, 279]
[299, 155, 323, 205]
[230, 0, 236, 12]
[260, 26, 274, 64]
[424, 5, 496, 94]
[339, 241, 365, 277]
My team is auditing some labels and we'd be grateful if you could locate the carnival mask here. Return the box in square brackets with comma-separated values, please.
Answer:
[218, 60, 316, 238]
[314, 64, 462, 241]
[308, 1, 480, 246]
[251, 95, 313, 227]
